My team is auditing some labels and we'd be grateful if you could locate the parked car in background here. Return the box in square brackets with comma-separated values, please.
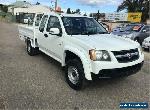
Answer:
[113, 23, 129, 32]
[112, 24, 150, 45]
[142, 36, 150, 51]
[125, 24, 150, 45]
[112, 23, 144, 36]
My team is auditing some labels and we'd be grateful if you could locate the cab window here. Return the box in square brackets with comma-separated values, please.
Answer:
[39, 15, 48, 32]
[46, 16, 61, 32]
[35, 14, 43, 26]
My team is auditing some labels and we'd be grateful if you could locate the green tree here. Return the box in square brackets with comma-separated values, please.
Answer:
[36, 2, 40, 5]
[75, 9, 81, 14]
[117, 0, 149, 22]
[0, 4, 8, 13]
[66, 8, 71, 14]
[96, 10, 100, 21]
[83, 13, 87, 16]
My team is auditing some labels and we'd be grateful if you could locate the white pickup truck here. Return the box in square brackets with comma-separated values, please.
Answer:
[19, 12, 144, 90]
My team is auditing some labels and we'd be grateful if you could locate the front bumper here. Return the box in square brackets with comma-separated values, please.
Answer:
[91, 61, 144, 78]
[91, 49, 144, 74]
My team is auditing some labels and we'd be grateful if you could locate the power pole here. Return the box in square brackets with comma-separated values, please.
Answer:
[55, 0, 58, 11]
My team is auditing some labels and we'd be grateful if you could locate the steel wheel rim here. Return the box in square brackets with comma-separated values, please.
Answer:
[68, 66, 79, 84]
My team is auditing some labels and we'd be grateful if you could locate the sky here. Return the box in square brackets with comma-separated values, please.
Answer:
[0, 0, 123, 14]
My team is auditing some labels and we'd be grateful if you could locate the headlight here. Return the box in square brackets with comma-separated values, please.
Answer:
[89, 50, 111, 61]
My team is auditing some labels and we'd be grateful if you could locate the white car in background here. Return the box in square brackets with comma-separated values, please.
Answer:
[142, 36, 150, 51]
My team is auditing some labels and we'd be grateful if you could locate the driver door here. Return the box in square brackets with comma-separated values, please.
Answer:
[41, 15, 63, 62]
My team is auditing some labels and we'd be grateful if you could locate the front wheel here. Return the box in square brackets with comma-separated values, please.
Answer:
[65, 59, 86, 90]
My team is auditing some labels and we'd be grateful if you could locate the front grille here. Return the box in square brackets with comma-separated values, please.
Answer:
[112, 48, 139, 63]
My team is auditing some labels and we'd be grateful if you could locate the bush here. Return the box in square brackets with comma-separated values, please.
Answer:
[0, 12, 16, 22]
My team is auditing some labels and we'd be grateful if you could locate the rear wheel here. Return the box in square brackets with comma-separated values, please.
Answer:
[65, 59, 86, 90]
[27, 40, 39, 56]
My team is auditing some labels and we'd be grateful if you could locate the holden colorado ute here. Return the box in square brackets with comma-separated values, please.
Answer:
[18, 12, 144, 90]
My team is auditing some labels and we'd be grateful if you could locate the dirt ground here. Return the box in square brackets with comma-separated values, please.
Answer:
[0, 22, 150, 110]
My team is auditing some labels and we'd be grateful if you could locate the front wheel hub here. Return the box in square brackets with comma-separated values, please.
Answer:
[68, 66, 79, 84]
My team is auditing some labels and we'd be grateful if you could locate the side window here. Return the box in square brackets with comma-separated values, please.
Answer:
[46, 16, 61, 32]
[39, 15, 48, 32]
[35, 14, 43, 26]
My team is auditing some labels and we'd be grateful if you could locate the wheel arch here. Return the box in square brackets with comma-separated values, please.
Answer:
[62, 47, 92, 80]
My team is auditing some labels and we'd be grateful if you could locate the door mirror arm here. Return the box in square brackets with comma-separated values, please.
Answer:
[44, 34, 48, 38]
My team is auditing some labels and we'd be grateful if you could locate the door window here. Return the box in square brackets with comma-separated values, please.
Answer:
[39, 15, 48, 32]
[35, 14, 43, 26]
[46, 16, 61, 32]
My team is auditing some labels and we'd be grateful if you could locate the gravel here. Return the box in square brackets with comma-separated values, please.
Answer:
[0, 22, 149, 110]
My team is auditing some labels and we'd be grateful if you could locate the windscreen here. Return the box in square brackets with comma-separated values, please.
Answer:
[62, 17, 108, 35]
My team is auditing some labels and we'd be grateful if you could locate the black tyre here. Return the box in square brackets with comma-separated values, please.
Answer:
[65, 59, 86, 90]
[27, 40, 38, 56]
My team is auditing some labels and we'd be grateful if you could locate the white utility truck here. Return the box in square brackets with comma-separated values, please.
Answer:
[18, 12, 144, 90]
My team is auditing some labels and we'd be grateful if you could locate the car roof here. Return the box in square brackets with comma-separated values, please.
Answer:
[60, 13, 90, 18]
[43, 12, 91, 18]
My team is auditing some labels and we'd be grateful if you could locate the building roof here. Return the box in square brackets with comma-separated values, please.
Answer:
[9, 1, 31, 8]
[25, 5, 52, 13]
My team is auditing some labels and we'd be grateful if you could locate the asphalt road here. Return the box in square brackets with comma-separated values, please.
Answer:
[0, 22, 150, 110]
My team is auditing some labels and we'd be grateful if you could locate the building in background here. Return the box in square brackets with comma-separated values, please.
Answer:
[14, 5, 52, 15]
[8, 1, 32, 14]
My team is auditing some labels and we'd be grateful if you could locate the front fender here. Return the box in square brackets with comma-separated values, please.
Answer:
[63, 46, 92, 80]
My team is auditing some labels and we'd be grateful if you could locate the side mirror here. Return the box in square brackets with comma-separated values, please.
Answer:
[49, 28, 60, 35]
[142, 30, 146, 33]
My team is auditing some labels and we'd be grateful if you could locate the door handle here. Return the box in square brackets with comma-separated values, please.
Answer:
[44, 34, 48, 38]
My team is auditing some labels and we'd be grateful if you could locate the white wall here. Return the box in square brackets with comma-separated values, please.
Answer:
[14, 8, 28, 15]
[13, 5, 51, 15]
